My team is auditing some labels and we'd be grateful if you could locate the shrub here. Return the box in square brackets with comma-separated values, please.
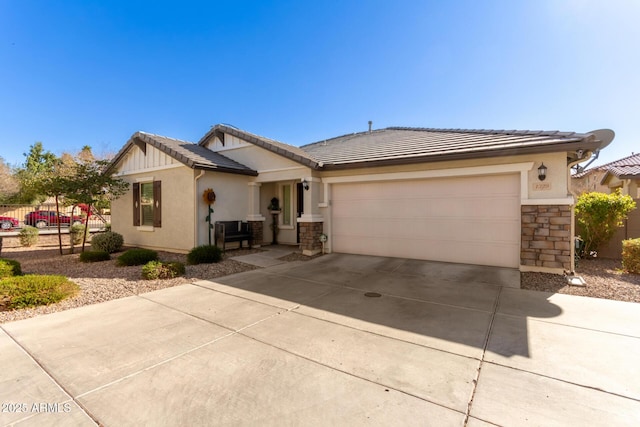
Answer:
[18, 226, 39, 247]
[187, 245, 223, 264]
[79, 251, 111, 263]
[117, 248, 158, 266]
[91, 231, 124, 253]
[575, 190, 637, 257]
[622, 238, 640, 274]
[0, 258, 22, 278]
[142, 261, 186, 280]
[70, 224, 87, 245]
[0, 275, 79, 310]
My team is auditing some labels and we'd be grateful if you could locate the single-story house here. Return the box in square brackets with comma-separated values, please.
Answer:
[106, 125, 614, 274]
[571, 152, 640, 197]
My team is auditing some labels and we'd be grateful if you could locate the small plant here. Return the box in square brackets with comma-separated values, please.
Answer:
[622, 238, 640, 274]
[187, 245, 222, 264]
[70, 224, 87, 245]
[104, 223, 112, 232]
[0, 258, 22, 278]
[91, 231, 124, 253]
[18, 226, 39, 247]
[142, 260, 185, 280]
[117, 248, 159, 266]
[79, 251, 111, 263]
[0, 275, 79, 310]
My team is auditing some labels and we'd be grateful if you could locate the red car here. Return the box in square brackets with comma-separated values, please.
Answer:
[0, 216, 19, 231]
[24, 211, 84, 228]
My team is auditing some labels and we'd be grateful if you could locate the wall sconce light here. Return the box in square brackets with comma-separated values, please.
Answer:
[302, 179, 309, 191]
[538, 163, 547, 181]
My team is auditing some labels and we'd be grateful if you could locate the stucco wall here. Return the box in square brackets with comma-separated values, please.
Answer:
[195, 172, 251, 246]
[111, 167, 195, 252]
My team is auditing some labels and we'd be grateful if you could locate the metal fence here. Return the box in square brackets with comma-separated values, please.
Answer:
[0, 204, 109, 233]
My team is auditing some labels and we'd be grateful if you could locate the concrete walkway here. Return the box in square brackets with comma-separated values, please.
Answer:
[228, 245, 296, 267]
[1, 253, 639, 426]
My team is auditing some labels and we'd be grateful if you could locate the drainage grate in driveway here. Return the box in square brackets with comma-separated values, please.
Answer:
[364, 292, 382, 298]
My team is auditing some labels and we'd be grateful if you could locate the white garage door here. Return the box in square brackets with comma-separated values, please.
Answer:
[331, 174, 521, 268]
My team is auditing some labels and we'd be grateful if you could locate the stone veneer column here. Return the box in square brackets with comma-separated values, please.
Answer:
[299, 222, 324, 256]
[247, 221, 263, 248]
[521, 205, 572, 271]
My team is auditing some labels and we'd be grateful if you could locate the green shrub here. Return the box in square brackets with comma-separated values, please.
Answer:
[117, 248, 158, 266]
[18, 226, 39, 247]
[0, 275, 79, 310]
[142, 260, 186, 280]
[187, 245, 222, 264]
[70, 224, 87, 245]
[79, 251, 111, 263]
[575, 191, 636, 257]
[622, 238, 640, 274]
[0, 258, 22, 278]
[91, 231, 124, 253]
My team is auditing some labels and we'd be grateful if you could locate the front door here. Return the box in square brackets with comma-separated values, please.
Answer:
[296, 182, 304, 244]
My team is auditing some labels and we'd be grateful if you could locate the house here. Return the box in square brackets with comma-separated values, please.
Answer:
[571, 152, 640, 197]
[106, 125, 614, 275]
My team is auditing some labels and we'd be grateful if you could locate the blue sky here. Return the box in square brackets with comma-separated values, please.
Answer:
[1, 0, 638, 168]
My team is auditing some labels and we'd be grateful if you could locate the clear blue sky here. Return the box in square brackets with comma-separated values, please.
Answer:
[1, 0, 638, 168]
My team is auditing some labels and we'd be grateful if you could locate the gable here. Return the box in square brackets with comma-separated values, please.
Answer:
[115, 143, 183, 175]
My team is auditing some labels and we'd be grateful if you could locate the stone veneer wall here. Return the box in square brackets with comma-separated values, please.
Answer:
[521, 205, 572, 270]
[247, 221, 263, 247]
[299, 222, 323, 255]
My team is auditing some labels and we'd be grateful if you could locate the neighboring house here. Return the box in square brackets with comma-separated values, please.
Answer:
[106, 125, 614, 274]
[571, 152, 640, 197]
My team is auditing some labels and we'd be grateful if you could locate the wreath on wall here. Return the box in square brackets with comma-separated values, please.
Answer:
[203, 188, 216, 205]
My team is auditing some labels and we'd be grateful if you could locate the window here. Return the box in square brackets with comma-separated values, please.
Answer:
[281, 184, 292, 226]
[133, 181, 161, 227]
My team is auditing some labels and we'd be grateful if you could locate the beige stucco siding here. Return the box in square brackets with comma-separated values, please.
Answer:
[195, 172, 252, 246]
[111, 167, 196, 252]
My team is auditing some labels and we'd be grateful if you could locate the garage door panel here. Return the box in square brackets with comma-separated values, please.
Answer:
[331, 174, 520, 268]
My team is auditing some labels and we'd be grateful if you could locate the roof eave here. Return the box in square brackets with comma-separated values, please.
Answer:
[192, 163, 259, 176]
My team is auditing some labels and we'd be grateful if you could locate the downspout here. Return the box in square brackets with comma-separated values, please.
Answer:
[567, 151, 595, 274]
[194, 170, 205, 247]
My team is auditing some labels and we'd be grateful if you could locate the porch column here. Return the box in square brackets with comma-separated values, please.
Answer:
[247, 182, 265, 248]
[298, 177, 324, 256]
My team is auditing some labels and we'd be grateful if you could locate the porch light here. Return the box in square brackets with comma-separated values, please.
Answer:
[302, 179, 309, 191]
[538, 163, 547, 181]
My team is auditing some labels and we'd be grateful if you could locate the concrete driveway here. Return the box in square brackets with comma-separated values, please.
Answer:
[1, 253, 639, 426]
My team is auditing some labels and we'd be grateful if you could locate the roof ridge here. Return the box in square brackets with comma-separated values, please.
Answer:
[384, 126, 584, 138]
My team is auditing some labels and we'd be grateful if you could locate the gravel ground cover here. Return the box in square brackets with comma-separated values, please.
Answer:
[521, 258, 640, 303]
[0, 245, 262, 323]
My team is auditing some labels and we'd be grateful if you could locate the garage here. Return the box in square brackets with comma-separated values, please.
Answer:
[331, 173, 521, 268]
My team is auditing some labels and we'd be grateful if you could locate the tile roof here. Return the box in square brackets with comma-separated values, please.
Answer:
[574, 152, 640, 178]
[299, 127, 603, 169]
[107, 132, 258, 176]
[607, 165, 640, 178]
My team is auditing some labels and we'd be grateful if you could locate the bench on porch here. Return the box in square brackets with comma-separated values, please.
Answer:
[214, 221, 253, 251]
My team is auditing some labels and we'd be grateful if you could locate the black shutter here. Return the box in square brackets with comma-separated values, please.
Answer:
[153, 181, 162, 227]
[133, 182, 140, 226]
